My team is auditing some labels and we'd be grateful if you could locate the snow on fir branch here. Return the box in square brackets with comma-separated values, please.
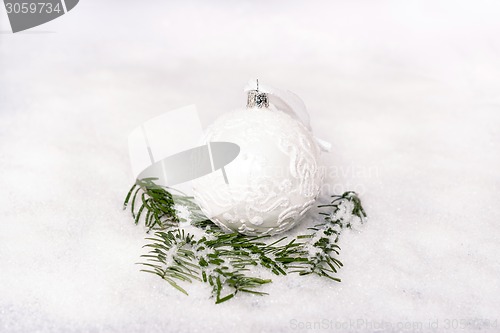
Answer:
[123, 178, 367, 304]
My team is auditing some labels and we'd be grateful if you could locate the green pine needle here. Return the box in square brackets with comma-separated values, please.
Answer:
[124, 178, 367, 303]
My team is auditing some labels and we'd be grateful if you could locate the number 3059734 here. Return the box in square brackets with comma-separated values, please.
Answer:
[5, 2, 62, 14]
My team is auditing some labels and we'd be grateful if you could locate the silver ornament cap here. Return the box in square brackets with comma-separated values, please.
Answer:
[246, 79, 269, 108]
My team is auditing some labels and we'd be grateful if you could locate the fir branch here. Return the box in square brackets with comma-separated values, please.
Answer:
[124, 180, 367, 303]
[123, 178, 179, 231]
[141, 229, 273, 303]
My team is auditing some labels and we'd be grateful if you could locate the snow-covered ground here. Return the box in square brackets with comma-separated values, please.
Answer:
[1, 1, 499, 332]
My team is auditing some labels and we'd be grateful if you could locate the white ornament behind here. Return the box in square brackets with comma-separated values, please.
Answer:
[192, 82, 324, 235]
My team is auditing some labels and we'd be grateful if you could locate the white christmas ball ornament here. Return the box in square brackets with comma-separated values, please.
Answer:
[192, 87, 323, 236]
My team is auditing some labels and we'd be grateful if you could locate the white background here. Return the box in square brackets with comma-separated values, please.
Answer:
[0, 1, 499, 332]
